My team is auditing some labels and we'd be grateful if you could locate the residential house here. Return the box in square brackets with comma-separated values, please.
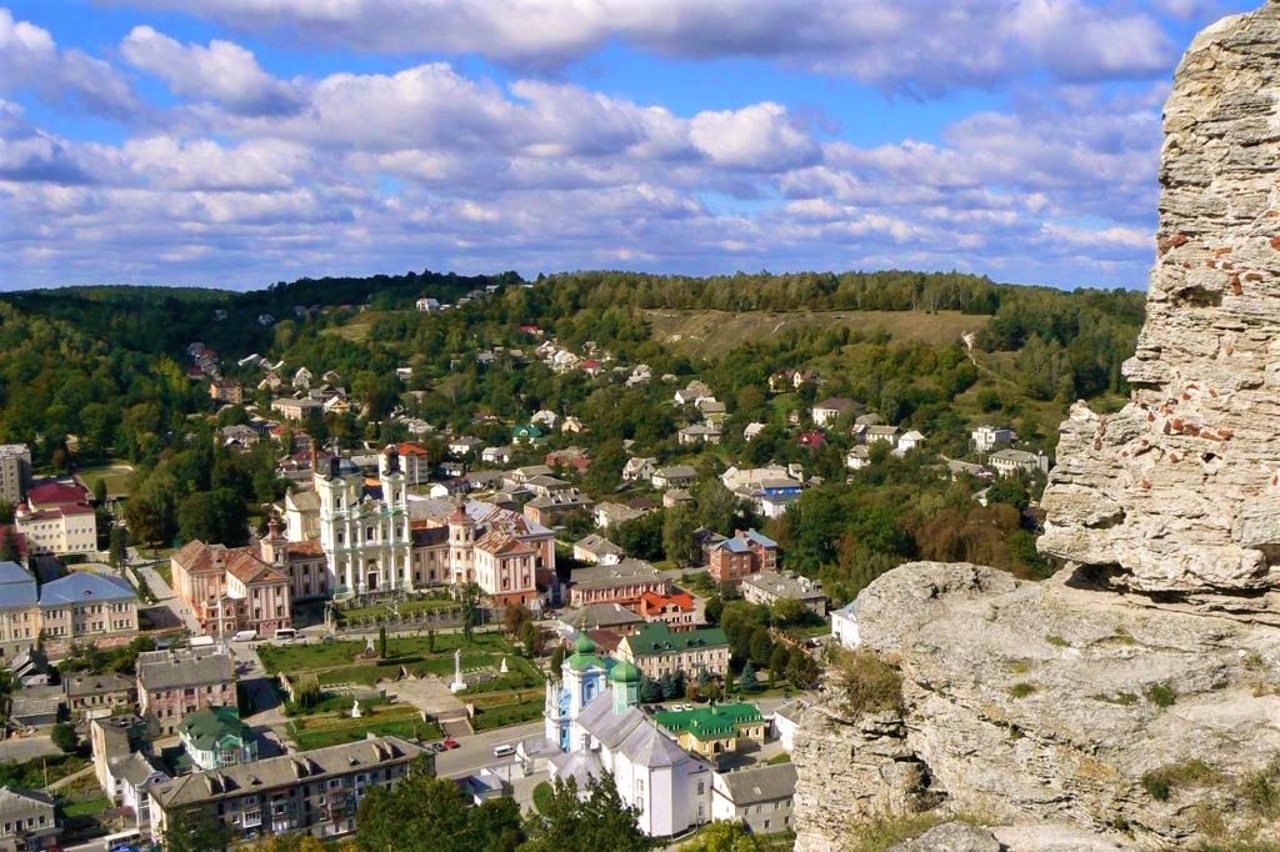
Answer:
[708, 530, 780, 586]
[448, 436, 484, 456]
[482, 445, 514, 465]
[9, 687, 62, 728]
[594, 501, 648, 530]
[831, 601, 860, 649]
[696, 398, 727, 422]
[271, 397, 323, 421]
[972, 425, 1016, 454]
[512, 424, 543, 445]
[796, 431, 825, 449]
[990, 449, 1051, 478]
[524, 489, 594, 527]
[114, 752, 170, 828]
[637, 590, 699, 632]
[678, 423, 722, 445]
[557, 603, 644, 635]
[655, 703, 766, 758]
[292, 367, 314, 390]
[618, 623, 731, 679]
[622, 457, 657, 483]
[531, 410, 559, 430]
[503, 465, 555, 488]
[663, 489, 693, 508]
[136, 647, 237, 735]
[64, 673, 135, 722]
[0, 788, 58, 851]
[210, 380, 244, 405]
[546, 446, 591, 474]
[947, 460, 994, 482]
[568, 559, 667, 608]
[652, 465, 697, 490]
[770, 701, 806, 753]
[846, 446, 871, 470]
[415, 297, 441, 312]
[392, 442, 430, 486]
[219, 424, 259, 450]
[561, 416, 586, 434]
[178, 706, 258, 771]
[674, 381, 713, 406]
[896, 430, 925, 455]
[811, 398, 860, 427]
[147, 736, 429, 846]
[710, 763, 798, 836]
[90, 713, 151, 795]
[740, 572, 827, 616]
[769, 369, 817, 393]
[857, 426, 898, 447]
[743, 422, 767, 442]
[573, 534, 623, 565]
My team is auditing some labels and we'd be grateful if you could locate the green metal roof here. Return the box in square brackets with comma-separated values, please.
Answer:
[625, 623, 728, 657]
[177, 705, 251, 751]
[653, 702, 763, 739]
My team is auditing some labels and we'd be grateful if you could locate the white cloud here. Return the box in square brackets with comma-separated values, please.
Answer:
[690, 102, 819, 171]
[0, 8, 138, 117]
[117, 0, 1175, 92]
[121, 26, 306, 115]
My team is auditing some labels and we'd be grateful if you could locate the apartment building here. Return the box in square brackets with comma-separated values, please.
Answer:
[136, 648, 237, 735]
[148, 736, 430, 845]
[0, 445, 31, 506]
[0, 564, 137, 654]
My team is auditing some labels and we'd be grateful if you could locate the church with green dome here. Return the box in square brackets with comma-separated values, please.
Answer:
[542, 633, 712, 838]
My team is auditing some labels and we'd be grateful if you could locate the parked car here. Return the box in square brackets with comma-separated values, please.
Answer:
[443, 738, 460, 750]
[429, 742, 447, 753]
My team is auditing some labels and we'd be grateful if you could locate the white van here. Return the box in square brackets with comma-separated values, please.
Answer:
[274, 627, 297, 641]
[232, 630, 258, 642]
[492, 744, 515, 758]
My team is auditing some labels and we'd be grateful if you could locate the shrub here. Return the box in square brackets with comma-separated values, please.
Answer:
[1140, 759, 1219, 802]
[1239, 756, 1280, 817]
[1145, 682, 1176, 708]
[833, 649, 903, 719]
[1045, 635, 1070, 648]
[1008, 682, 1037, 699]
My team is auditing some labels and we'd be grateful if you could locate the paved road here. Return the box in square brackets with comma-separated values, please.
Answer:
[132, 560, 201, 634]
[0, 735, 58, 763]
[434, 720, 545, 779]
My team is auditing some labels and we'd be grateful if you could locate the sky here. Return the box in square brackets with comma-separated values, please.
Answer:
[0, 0, 1262, 292]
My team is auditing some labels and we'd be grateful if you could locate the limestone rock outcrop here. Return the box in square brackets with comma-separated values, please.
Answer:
[1039, 1, 1280, 601]
[792, 6, 1280, 849]
[792, 564, 1280, 850]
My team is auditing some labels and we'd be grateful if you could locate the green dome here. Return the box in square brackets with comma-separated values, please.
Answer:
[609, 659, 640, 684]
[573, 634, 597, 656]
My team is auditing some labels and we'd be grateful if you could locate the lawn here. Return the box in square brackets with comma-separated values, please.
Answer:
[471, 694, 545, 732]
[287, 705, 444, 751]
[532, 781, 554, 815]
[259, 631, 512, 676]
[76, 460, 136, 500]
[61, 796, 111, 818]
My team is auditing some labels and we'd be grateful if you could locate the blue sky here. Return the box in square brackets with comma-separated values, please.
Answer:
[0, 0, 1260, 291]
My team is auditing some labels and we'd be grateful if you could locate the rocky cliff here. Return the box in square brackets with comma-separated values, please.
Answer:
[1039, 1, 1280, 607]
[792, 4, 1280, 849]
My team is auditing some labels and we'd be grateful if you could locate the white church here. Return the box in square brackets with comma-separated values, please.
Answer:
[543, 635, 712, 837]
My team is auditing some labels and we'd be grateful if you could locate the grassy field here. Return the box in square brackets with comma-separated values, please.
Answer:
[260, 631, 511, 676]
[287, 704, 444, 750]
[644, 309, 990, 360]
[340, 596, 459, 623]
[321, 310, 397, 343]
[76, 460, 136, 499]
